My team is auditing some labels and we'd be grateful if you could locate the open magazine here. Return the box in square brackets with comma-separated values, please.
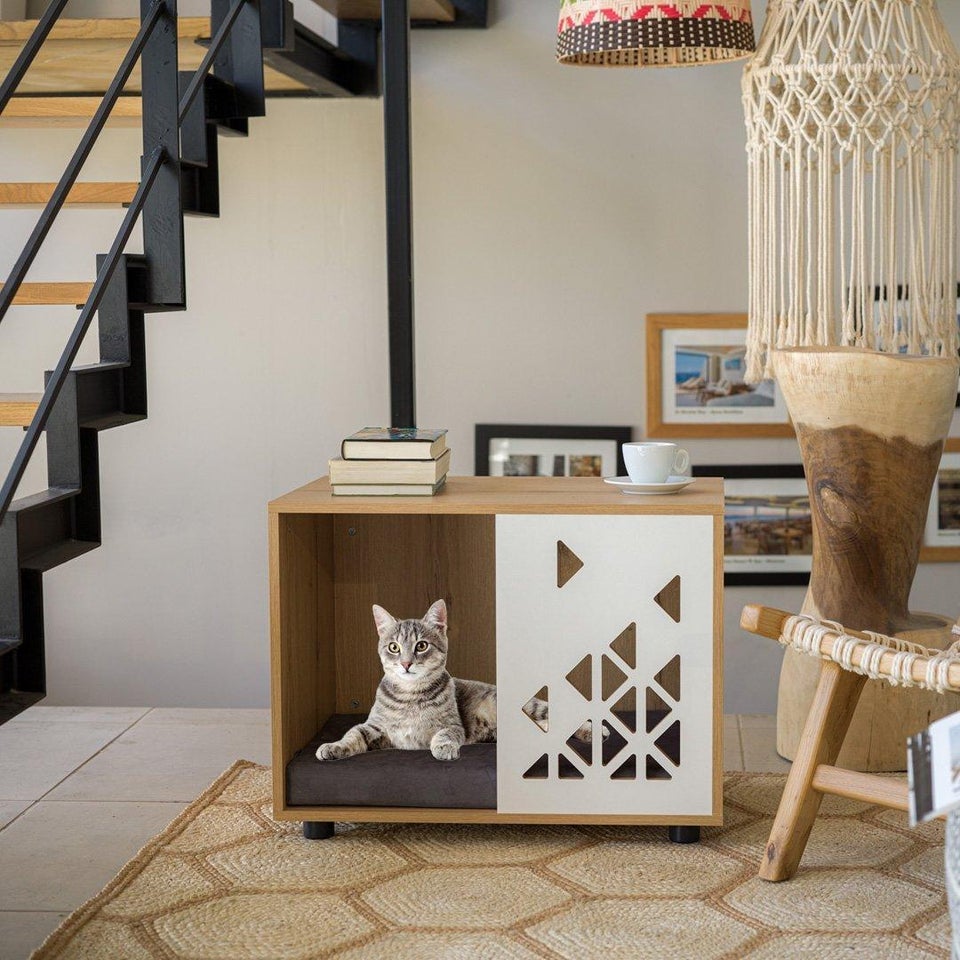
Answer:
[908, 709, 960, 826]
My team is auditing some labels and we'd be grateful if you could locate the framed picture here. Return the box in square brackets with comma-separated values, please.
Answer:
[692, 464, 811, 586]
[921, 452, 960, 562]
[645, 314, 794, 439]
[474, 424, 631, 478]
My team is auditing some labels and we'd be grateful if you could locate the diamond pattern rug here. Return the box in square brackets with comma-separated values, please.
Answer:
[32, 762, 951, 959]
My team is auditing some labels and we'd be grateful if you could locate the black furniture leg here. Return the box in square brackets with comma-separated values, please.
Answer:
[302, 821, 335, 840]
[668, 825, 701, 844]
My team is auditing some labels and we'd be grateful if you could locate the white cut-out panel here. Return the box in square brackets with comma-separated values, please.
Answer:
[496, 514, 715, 816]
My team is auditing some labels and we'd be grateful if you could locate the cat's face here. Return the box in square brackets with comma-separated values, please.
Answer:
[372, 600, 448, 684]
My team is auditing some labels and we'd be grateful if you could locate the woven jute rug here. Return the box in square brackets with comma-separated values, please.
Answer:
[32, 761, 951, 960]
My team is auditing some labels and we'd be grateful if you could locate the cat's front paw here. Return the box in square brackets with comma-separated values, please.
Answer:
[431, 742, 460, 761]
[317, 742, 347, 761]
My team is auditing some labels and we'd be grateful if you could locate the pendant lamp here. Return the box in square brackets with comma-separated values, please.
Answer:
[742, 0, 960, 381]
[557, 1, 756, 67]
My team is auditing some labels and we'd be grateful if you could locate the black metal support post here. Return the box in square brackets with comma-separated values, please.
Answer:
[141, 0, 186, 308]
[382, 0, 416, 428]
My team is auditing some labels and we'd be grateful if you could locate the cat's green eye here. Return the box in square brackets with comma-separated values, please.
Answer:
[415, 640, 429, 653]
[388, 642, 400, 654]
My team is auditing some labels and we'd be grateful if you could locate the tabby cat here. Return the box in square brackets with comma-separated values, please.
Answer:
[316, 599, 594, 762]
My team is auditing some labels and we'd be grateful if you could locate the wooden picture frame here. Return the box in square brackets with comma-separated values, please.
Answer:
[920, 452, 960, 562]
[474, 424, 632, 479]
[692, 463, 811, 586]
[645, 314, 794, 439]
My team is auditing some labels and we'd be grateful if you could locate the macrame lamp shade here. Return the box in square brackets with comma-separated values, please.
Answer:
[742, 0, 960, 381]
[557, 1, 756, 67]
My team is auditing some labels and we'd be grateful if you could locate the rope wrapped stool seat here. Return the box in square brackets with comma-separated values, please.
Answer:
[740, 603, 960, 882]
[776, 613, 960, 694]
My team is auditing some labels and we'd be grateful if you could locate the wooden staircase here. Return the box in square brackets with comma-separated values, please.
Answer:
[0, 0, 487, 724]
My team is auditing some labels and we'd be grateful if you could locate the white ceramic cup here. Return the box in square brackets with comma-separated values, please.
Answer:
[622, 442, 690, 484]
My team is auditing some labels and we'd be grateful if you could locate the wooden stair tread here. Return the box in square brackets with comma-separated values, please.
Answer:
[1, 282, 92, 305]
[309, 0, 456, 21]
[0, 393, 41, 426]
[0, 96, 142, 127]
[0, 182, 137, 206]
[0, 17, 306, 97]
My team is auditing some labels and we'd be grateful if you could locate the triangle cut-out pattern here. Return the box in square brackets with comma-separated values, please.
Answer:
[645, 687, 671, 733]
[557, 540, 584, 588]
[655, 655, 681, 702]
[655, 720, 681, 767]
[566, 721, 594, 766]
[522, 755, 549, 780]
[655, 575, 681, 623]
[522, 686, 549, 733]
[646, 754, 672, 781]
[601, 720, 628, 767]
[611, 754, 637, 780]
[609, 622, 637, 668]
[601, 655, 628, 701]
[611, 688, 637, 733]
[558, 753, 584, 780]
[565, 655, 592, 701]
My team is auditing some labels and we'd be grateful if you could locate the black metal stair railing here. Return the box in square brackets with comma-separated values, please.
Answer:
[0, 0, 276, 719]
[0, 0, 267, 523]
[0, 0, 488, 722]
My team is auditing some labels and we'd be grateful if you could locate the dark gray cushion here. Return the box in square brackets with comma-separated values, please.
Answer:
[285, 711, 676, 809]
[286, 715, 497, 808]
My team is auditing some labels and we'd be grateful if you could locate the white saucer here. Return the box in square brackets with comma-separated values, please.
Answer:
[603, 475, 696, 496]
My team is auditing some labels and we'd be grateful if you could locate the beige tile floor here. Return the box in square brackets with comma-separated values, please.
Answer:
[0, 708, 787, 960]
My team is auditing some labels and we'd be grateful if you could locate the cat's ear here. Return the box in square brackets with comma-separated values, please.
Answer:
[372, 605, 397, 638]
[424, 599, 447, 632]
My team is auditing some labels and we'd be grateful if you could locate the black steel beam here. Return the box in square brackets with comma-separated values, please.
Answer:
[263, 21, 378, 97]
[141, 0, 186, 309]
[382, 0, 415, 427]
[260, 0, 295, 51]
[412, 0, 487, 28]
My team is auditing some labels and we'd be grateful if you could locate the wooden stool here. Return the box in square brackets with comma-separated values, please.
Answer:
[773, 349, 960, 771]
[741, 604, 960, 882]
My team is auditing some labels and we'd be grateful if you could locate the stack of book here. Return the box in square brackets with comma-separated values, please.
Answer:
[329, 427, 450, 496]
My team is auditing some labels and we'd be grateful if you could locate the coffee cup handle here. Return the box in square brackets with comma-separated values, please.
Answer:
[674, 449, 690, 476]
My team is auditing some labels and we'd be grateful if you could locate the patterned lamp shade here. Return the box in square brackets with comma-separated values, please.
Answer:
[557, 1, 756, 67]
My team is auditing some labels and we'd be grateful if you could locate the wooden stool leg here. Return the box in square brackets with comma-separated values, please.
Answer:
[760, 661, 866, 882]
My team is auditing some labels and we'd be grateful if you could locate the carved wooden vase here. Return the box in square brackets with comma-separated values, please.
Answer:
[774, 347, 960, 771]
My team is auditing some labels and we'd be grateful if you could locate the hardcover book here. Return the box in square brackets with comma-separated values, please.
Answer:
[331, 477, 447, 497]
[329, 449, 451, 486]
[341, 427, 448, 461]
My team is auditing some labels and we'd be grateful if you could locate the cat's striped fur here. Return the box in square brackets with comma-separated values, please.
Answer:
[316, 599, 592, 763]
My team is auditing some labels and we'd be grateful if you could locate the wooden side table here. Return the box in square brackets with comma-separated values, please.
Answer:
[268, 476, 724, 840]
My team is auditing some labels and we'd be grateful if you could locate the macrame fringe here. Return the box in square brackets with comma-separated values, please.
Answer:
[742, 0, 960, 382]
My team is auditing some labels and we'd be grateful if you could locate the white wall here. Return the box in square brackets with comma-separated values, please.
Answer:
[1, 0, 958, 712]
